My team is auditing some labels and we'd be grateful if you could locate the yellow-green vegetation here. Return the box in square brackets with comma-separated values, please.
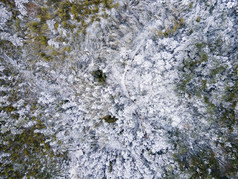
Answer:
[51, 50, 61, 56]
[196, 16, 201, 22]
[55, 0, 117, 32]
[27, 12, 49, 33]
[158, 18, 184, 38]
[24, 0, 118, 63]
[38, 8, 53, 23]
[0, 105, 16, 113]
[164, 28, 171, 37]
[188, 2, 194, 9]
[0, 66, 67, 178]
[1, 123, 67, 178]
[54, 22, 59, 29]
[28, 21, 41, 33]
[26, 9, 51, 60]
[25, 5, 53, 62]
[39, 52, 51, 61]
[63, 46, 71, 53]
[55, 0, 117, 34]
[15, 17, 21, 29]
[33, 36, 48, 46]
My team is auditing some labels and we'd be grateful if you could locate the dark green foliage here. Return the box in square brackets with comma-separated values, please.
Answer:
[101, 115, 118, 123]
[92, 69, 106, 83]
[109, 161, 113, 172]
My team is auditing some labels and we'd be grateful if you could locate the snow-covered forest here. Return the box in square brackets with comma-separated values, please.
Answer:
[0, 0, 237, 178]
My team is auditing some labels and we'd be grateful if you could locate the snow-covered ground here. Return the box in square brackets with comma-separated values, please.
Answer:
[0, 0, 237, 178]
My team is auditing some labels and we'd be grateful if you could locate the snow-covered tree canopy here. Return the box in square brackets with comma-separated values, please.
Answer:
[0, 0, 237, 178]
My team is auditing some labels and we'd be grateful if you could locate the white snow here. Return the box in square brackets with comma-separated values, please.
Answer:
[1, 0, 237, 178]
[14, 0, 28, 16]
